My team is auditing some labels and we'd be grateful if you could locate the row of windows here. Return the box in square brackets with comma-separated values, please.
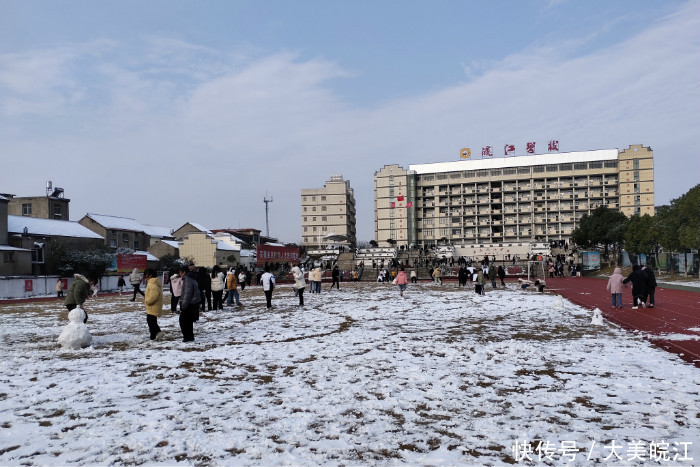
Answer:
[20, 203, 64, 218]
[418, 161, 618, 181]
[302, 195, 327, 202]
[303, 216, 328, 222]
[303, 206, 328, 212]
[303, 226, 329, 232]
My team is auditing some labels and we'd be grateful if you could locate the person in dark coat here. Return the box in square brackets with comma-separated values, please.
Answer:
[329, 265, 340, 291]
[457, 266, 469, 287]
[64, 273, 94, 324]
[622, 265, 647, 309]
[642, 266, 657, 308]
[497, 265, 506, 287]
[178, 265, 201, 342]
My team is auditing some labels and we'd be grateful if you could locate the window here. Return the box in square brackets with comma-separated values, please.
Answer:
[313, 227, 317, 232]
[452, 228, 461, 236]
[604, 161, 618, 168]
[22, 203, 32, 215]
[122, 233, 129, 245]
[322, 216, 327, 221]
[546, 165, 558, 172]
[3, 252, 14, 262]
[389, 210, 394, 218]
[477, 169, 489, 177]
[589, 162, 602, 169]
[109, 238, 117, 248]
[560, 164, 572, 171]
[321, 196, 326, 201]
[633, 159, 640, 170]
[533, 165, 545, 173]
[634, 171, 640, 181]
[312, 217, 316, 221]
[440, 228, 449, 237]
[439, 217, 448, 224]
[303, 196, 307, 202]
[303, 207, 307, 212]
[503, 168, 516, 175]
[312, 196, 316, 201]
[424, 228, 434, 237]
[321, 206, 327, 211]
[53, 205, 63, 218]
[134, 241, 139, 250]
[633, 183, 640, 193]
[634, 195, 640, 205]
[322, 226, 328, 231]
[491, 169, 502, 176]
[390, 231, 396, 240]
[304, 227, 308, 232]
[32, 246, 44, 263]
[312, 206, 317, 212]
[517, 167, 530, 175]
[574, 162, 586, 170]
[390, 220, 395, 229]
[389, 176, 394, 185]
[304, 217, 307, 221]
[389, 187, 395, 197]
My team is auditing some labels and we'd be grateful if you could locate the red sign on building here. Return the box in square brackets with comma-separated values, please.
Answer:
[117, 254, 148, 273]
[24, 279, 33, 292]
[256, 244, 300, 266]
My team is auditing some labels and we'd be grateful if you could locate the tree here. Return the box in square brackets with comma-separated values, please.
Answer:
[625, 214, 662, 269]
[56, 243, 114, 279]
[571, 206, 628, 265]
[386, 238, 397, 247]
[369, 240, 378, 248]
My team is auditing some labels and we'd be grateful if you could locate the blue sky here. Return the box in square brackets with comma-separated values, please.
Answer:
[1, 0, 698, 243]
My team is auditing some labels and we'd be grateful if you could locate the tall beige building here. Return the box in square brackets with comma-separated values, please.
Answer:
[374, 145, 654, 248]
[301, 175, 357, 248]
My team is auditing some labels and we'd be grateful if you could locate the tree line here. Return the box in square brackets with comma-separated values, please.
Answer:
[571, 184, 699, 270]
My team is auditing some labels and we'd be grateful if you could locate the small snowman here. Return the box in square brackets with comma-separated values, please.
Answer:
[58, 306, 93, 349]
[591, 308, 604, 326]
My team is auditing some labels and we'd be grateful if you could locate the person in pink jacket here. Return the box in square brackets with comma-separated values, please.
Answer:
[606, 267, 625, 308]
[395, 267, 409, 297]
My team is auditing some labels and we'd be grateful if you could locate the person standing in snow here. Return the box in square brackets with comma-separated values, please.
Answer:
[432, 267, 442, 285]
[475, 268, 486, 295]
[143, 268, 165, 341]
[329, 265, 340, 291]
[488, 265, 497, 288]
[410, 269, 418, 284]
[260, 264, 276, 309]
[169, 269, 182, 313]
[497, 265, 506, 287]
[64, 273, 94, 323]
[210, 265, 225, 311]
[238, 269, 247, 291]
[606, 267, 624, 308]
[129, 268, 145, 301]
[292, 264, 306, 307]
[178, 265, 201, 342]
[226, 267, 242, 307]
[642, 266, 657, 308]
[394, 267, 408, 297]
[622, 265, 647, 309]
[56, 278, 64, 299]
[117, 275, 126, 295]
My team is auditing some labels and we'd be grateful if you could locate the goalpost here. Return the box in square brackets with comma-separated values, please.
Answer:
[527, 261, 547, 282]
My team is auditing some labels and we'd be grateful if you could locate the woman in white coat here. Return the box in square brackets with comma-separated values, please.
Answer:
[292, 265, 306, 307]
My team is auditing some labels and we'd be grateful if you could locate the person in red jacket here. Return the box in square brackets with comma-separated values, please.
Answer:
[395, 267, 409, 297]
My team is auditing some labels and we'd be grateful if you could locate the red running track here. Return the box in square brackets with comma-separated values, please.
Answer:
[546, 277, 700, 368]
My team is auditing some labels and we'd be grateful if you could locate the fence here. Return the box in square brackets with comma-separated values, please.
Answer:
[0, 275, 122, 300]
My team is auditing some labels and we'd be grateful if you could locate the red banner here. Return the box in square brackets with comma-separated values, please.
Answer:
[117, 254, 148, 273]
[24, 279, 33, 292]
[256, 244, 300, 266]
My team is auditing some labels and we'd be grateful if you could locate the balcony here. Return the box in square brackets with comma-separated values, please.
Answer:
[491, 187, 501, 193]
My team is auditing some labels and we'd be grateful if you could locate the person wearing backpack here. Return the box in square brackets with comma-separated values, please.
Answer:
[260, 264, 276, 309]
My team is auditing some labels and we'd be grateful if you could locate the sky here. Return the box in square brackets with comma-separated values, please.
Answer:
[1, 0, 698, 243]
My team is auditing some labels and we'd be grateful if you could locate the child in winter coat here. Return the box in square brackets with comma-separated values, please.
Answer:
[606, 267, 624, 308]
[394, 267, 408, 297]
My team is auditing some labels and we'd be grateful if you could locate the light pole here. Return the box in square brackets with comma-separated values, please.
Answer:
[263, 194, 273, 237]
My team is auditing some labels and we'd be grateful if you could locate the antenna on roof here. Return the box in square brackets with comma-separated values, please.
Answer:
[263, 192, 273, 237]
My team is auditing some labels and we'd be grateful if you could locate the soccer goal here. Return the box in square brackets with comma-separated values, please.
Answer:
[527, 261, 547, 282]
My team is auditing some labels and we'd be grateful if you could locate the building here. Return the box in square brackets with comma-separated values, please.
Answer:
[79, 214, 150, 251]
[374, 145, 654, 249]
[2, 181, 70, 221]
[6, 215, 104, 275]
[178, 231, 240, 268]
[301, 175, 357, 248]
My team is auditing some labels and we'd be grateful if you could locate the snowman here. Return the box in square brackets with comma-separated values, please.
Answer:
[58, 306, 93, 349]
[590, 308, 604, 326]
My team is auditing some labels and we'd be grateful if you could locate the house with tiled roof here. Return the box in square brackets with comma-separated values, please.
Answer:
[79, 213, 150, 251]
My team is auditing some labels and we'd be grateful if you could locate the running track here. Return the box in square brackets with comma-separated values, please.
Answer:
[546, 277, 700, 368]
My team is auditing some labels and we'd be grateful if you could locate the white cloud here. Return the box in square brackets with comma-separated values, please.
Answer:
[0, 1, 698, 243]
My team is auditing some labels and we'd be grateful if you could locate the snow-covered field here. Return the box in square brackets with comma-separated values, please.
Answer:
[1, 283, 698, 466]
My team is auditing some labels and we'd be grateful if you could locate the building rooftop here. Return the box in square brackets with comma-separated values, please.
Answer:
[8, 215, 104, 239]
[85, 213, 147, 233]
[408, 149, 618, 174]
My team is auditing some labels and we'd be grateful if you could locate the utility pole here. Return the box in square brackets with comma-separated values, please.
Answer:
[263, 193, 273, 237]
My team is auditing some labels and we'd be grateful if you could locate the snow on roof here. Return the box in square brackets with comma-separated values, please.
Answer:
[160, 240, 180, 248]
[133, 251, 159, 262]
[409, 149, 618, 174]
[216, 241, 237, 251]
[86, 213, 146, 233]
[0, 245, 31, 251]
[0, 195, 9, 202]
[265, 242, 285, 247]
[189, 222, 211, 233]
[240, 249, 255, 257]
[8, 215, 104, 239]
[142, 224, 173, 238]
